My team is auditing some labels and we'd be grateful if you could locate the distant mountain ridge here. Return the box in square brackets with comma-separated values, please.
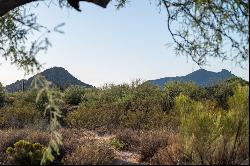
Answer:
[5, 67, 93, 92]
[148, 69, 237, 87]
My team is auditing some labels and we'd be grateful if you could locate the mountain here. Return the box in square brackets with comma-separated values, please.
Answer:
[148, 69, 236, 87]
[5, 67, 93, 92]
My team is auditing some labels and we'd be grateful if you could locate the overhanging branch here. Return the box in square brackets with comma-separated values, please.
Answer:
[0, 0, 111, 17]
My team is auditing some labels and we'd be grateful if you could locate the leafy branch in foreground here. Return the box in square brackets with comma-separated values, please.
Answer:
[32, 74, 63, 165]
[160, 0, 249, 66]
[0, 7, 52, 73]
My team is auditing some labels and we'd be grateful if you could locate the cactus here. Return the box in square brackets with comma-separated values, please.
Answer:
[6, 140, 48, 165]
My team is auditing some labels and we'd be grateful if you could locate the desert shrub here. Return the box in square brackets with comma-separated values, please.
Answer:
[119, 109, 169, 130]
[0, 130, 28, 164]
[151, 133, 183, 165]
[126, 82, 163, 112]
[5, 140, 46, 165]
[0, 130, 49, 155]
[64, 85, 86, 105]
[62, 139, 115, 165]
[179, 85, 249, 165]
[139, 130, 168, 162]
[66, 104, 169, 131]
[219, 85, 249, 164]
[163, 81, 204, 112]
[115, 129, 141, 151]
[177, 94, 226, 164]
[0, 101, 46, 129]
[0, 130, 26, 153]
[6, 88, 62, 114]
[204, 77, 247, 109]
[61, 129, 97, 156]
[66, 81, 169, 130]
[109, 138, 126, 150]
[66, 107, 118, 130]
[0, 82, 5, 107]
[82, 81, 163, 111]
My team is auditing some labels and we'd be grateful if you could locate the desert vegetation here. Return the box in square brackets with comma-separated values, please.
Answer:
[0, 77, 249, 165]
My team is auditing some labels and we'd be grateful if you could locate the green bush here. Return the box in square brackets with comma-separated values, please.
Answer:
[179, 85, 249, 164]
[66, 104, 169, 131]
[0, 101, 46, 129]
[204, 77, 247, 109]
[163, 81, 204, 112]
[22, 88, 63, 112]
[66, 106, 118, 130]
[64, 85, 86, 105]
[109, 138, 126, 150]
[6, 140, 46, 165]
[66, 82, 169, 130]
[82, 81, 163, 111]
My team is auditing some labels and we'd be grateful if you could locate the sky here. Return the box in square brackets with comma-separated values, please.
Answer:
[0, 1, 249, 87]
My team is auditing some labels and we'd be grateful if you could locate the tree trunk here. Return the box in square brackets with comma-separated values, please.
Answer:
[0, 0, 111, 17]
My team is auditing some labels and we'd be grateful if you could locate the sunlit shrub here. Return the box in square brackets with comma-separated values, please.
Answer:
[179, 85, 249, 164]
[219, 85, 249, 164]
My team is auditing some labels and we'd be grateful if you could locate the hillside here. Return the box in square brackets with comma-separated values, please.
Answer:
[148, 69, 237, 87]
[5, 67, 93, 92]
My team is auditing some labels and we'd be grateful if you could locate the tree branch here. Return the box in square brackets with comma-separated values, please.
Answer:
[0, 0, 111, 17]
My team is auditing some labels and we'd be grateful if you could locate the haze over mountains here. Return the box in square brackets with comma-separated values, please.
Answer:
[5, 67, 241, 92]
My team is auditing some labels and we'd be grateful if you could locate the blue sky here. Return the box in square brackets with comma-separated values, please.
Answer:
[0, 1, 249, 87]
